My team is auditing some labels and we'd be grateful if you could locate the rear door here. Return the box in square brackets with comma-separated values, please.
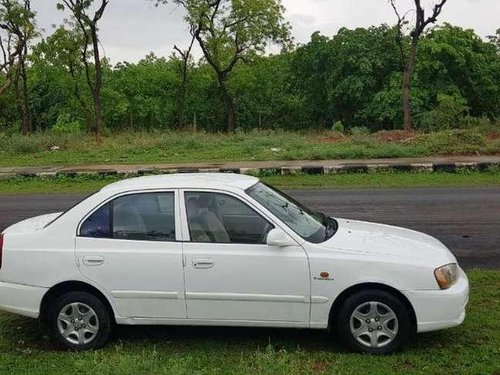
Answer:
[75, 190, 186, 319]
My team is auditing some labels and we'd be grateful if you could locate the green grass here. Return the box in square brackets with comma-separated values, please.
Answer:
[0, 170, 499, 194]
[0, 128, 498, 168]
[263, 170, 500, 189]
[0, 270, 498, 374]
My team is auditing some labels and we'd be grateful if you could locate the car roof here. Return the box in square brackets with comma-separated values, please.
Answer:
[100, 173, 260, 193]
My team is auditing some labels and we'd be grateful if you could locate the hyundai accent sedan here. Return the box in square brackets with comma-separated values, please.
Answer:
[0, 174, 468, 353]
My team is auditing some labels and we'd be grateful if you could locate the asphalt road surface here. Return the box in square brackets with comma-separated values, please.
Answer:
[0, 187, 498, 269]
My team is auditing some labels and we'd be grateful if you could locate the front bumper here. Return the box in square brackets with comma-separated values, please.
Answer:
[0, 281, 47, 319]
[403, 267, 469, 333]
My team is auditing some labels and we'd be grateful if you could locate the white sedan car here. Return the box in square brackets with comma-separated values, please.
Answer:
[0, 174, 468, 353]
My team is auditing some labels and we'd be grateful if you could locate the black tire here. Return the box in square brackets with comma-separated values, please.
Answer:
[335, 289, 413, 354]
[49, 291, 112, 351]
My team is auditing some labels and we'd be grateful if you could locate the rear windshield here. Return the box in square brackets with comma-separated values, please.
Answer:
[43, 192, 97, 229]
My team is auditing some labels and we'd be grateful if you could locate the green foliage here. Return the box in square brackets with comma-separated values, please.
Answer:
[52, 113, 82, 134]
[109, 55, 179, 130]
[418, 94, 469, 131]
[422, 129, 487, 154]
[350, 126, 371, 136]
[416, 24, 500, 122]
[331, 120, 345, 133]
[2, 170, 500, 194]
[289, 23, 500, 131]
[230, 54, 300, 130]
[291, 26, 403, 129]
[153, 0, 292, 132]
[1, 12, 500, 134]
[0, 127, 498, 167]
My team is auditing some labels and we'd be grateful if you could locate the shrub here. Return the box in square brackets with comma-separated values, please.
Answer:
[3, 135, 44, 155]
[331, 121, 345, 134]
[458, 116, 494, 131]
[423, 129, 487, 154]
[52, 114, 83, 135]
[349, 126, 371, 136]
[418, 94, 469, 131]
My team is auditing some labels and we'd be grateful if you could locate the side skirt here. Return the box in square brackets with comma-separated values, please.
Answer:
[115, 317, 322, 329]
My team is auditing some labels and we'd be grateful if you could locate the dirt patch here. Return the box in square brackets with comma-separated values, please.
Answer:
[312, 360, 332, 374]
[486, 132, 500, 140]
[376, 130, 421, 143]
[315, 135, 348, 144]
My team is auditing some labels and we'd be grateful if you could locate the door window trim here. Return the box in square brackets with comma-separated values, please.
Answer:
[77, 189, 181, 243]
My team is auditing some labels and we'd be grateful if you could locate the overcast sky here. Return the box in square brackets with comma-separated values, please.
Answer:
[32, 0, 499, 64]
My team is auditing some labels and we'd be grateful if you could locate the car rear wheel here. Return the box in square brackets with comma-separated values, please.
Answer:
[335, 289, 413, 354]
[50, 291, 112, 350]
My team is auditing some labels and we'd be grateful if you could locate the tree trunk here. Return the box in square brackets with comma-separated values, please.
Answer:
[20, 57, 32, 133]
[91, 26, 103, 142]
[175, 56, 190, 129]
[93, 92, 103, 141]
[13, 64, 32, 135]
[0, 78, 12, 97]
[176, 84, 187, 129]
[402, 38, 418, 131]
[14, 79, 30, 135]
[218, 75, 236, 133]
[69, 65, 93, 132]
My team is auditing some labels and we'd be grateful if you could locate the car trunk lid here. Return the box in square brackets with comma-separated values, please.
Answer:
[2, 213, 63, 234]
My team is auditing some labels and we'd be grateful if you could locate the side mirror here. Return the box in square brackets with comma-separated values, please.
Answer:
[266, 228, 296, 247]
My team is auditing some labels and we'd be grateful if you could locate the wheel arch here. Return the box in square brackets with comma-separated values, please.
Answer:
[328, 282, 417, 332]
[39, 280, 116, 324]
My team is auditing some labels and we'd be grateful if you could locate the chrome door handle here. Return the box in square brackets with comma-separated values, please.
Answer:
[192, 259, 215, 269]
[82, 256, 105, 266]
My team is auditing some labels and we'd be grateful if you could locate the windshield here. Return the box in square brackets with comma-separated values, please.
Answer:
[246, 183, 338, 244]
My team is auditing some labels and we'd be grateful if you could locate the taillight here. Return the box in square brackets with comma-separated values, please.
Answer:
[0, 234, 3, 269]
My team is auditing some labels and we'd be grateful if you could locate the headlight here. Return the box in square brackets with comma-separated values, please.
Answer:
[434, 263, 459, 289]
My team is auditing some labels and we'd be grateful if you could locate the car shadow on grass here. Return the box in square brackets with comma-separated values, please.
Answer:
[1, 312, 454, 354]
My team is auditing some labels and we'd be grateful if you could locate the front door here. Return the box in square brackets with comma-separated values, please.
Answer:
[76, 191, 186, 319]
[181, 190, 310, 325]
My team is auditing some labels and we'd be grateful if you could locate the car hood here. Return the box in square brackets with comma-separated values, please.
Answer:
[322, 219, 456, 266]
[2, 212, 63, 234]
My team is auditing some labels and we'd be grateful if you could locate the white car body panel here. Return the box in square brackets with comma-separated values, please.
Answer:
[178, 188, 311, 323]
[76, 237, 186, 319]
[0, 174, 468, 335]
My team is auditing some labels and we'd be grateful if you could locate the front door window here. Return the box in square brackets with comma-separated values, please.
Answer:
[185, 192, 273, 244]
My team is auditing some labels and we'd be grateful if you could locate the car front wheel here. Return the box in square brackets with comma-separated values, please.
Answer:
[335, 289, 413, 354]
[50, 291, 112, 350]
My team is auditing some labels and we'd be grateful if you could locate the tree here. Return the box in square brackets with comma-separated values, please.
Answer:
[417, 24, 500, 122]
[291, 26, 402, 130]
[230, 53, 300, 129]
[487, 28, 500, 52]
[32, 24, 94, 130]
[0, 0, 36, 134]
[155, 0, 292, 132]
[110, 54, 179, 130]
[0, 0, 24, 96]
[57, 0, 109, 141]
[390, 0, 448, 131]
[172, 32, 195, 129]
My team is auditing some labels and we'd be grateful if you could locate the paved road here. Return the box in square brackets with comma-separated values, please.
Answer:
[0, 188, 498, 269]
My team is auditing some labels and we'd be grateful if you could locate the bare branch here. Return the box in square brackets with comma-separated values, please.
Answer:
[389, 0, 407, 69]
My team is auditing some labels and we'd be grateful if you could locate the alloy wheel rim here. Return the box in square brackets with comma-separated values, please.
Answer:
[349, 301, 399, 348]
[57, 302, 100, 346]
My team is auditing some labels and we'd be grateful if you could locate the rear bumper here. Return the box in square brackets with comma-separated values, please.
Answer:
[403, 268, 469, 333]
[0, 281, 47, 319]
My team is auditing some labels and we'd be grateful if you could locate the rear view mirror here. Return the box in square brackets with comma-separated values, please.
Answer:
[266, 228, 296, 247]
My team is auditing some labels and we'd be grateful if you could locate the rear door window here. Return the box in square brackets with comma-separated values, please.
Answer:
[80, 192, 176, 242]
